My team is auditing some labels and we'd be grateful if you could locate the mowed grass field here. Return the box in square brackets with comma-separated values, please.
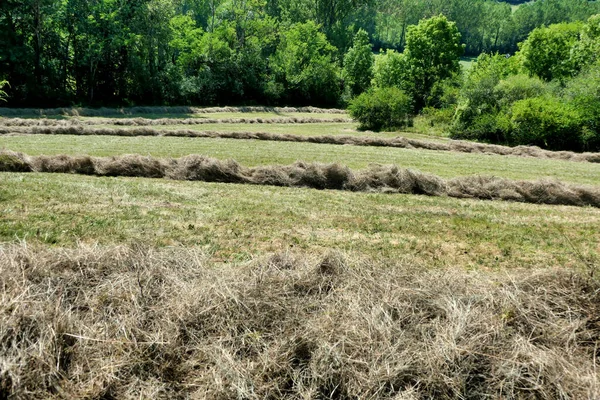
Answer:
[2, 108, 600, 399]
[2, 133, 600, 184]
[1, 110, 599, 267]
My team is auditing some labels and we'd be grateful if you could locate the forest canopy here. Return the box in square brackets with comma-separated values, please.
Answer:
[1, 0, 600, 108]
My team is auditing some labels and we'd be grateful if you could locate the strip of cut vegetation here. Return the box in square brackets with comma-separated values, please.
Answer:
[0, 106, 347, 118]
[3, 124, 600, 163]
[2, 150, 599, 208]
[0, 117, 352, 126]
[1, 244, 598, 399]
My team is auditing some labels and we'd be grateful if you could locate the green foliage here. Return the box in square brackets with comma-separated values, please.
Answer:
[451, 53, 520, 135]
[562, 62, 600, 149]
[271, 21, 341, 105]
[404, 15, 464, 110]
[518, 22, 582, 82]
[342, 29, 374, 97]
[348, 86, 411, 131]
[372, 49, 409, 89]
[494, 74, 547, 109]
[510, 96, 584, 151]
[572, 14, 600, 67]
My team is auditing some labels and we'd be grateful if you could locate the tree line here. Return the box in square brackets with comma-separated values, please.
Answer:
[1, 0, 600, 108]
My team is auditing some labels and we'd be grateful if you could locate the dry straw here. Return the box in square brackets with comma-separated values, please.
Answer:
[0, 244, 598, 398]
[2, 150, 600, 207]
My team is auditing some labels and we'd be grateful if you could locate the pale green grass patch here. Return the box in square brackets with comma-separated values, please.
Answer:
[1, 172, 598, 269]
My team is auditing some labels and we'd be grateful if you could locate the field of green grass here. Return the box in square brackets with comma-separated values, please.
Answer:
[2, 108, 600, 399]
[2, 133, 599, 184]
[1, 172, 598, 269]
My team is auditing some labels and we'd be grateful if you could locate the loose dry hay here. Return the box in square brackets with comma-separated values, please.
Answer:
[2, 123, 599, 164]
[0, 244, 598, 399]
[0, 106, 347, 118]
[0, 117, 351, 127]
[2, 150, 600, 208]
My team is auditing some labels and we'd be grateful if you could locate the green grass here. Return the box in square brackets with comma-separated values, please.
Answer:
[460, 56, 477, 71]
[2, 134, 599, 185]
[1, 172, 598, 269]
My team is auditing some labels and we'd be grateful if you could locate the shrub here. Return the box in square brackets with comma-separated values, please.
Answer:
[510, 96, 584, 151]
[450, 111, 512, 144]
[494, 74, 548, 109]
[348, 87, 411, 132]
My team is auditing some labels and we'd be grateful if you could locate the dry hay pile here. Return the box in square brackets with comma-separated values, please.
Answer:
[1, 244, 599, 399]
[2, 123, 599, 163]
[2, 150, 600, 208]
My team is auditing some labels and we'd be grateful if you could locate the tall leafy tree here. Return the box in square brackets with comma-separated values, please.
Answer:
[518, 22, 582, 82]
[342, 29, 373, 97]
[271, 21, 340, 105]
[404, 14, 464, 109]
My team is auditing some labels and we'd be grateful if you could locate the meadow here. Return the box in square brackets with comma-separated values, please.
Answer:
[1, 108, 599, 399]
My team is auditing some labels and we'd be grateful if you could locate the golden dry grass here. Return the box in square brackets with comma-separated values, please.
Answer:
[1, 244, 598, 399]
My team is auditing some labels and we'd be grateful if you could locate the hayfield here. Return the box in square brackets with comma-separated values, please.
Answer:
[1, 107, 600, 399]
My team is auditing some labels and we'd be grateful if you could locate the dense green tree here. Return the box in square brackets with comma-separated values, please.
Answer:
[348, 86, 411, 131]
[342, 29, 373, 97]
[573, 14, 600, 67]
[518, 22, 582, 82]
[372, 49, 409, 89]
[403, 14, 464, 109]
[270, 21, 340, 105]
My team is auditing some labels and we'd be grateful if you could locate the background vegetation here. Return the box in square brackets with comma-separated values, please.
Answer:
[1, 0, 600, 109]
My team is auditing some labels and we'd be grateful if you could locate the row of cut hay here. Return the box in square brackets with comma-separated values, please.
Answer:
[1, 244, 598, 399]
[0, 106, 347, 117]
[2, 150, 599, 207]
[3, 124, 600, 163]
[0, 116, 352, 127]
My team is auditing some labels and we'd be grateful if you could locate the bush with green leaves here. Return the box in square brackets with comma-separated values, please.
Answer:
[372, 49, 410, 90]
[510, 96, 584, 151]
[348, 87, 412, 132]
[452, 54, 519, 124]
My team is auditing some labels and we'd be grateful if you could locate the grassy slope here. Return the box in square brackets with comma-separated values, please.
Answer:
[1, 172, 598, 269]
[1, 133, 599, 185]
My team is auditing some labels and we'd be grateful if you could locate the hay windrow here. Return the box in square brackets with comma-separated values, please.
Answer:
[0, 106, 347, 117]
[2, 150, 600, 208]
[0, 116, 351, 126]
[0, 244, 598, 399]
[2, 123, 599, 163]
